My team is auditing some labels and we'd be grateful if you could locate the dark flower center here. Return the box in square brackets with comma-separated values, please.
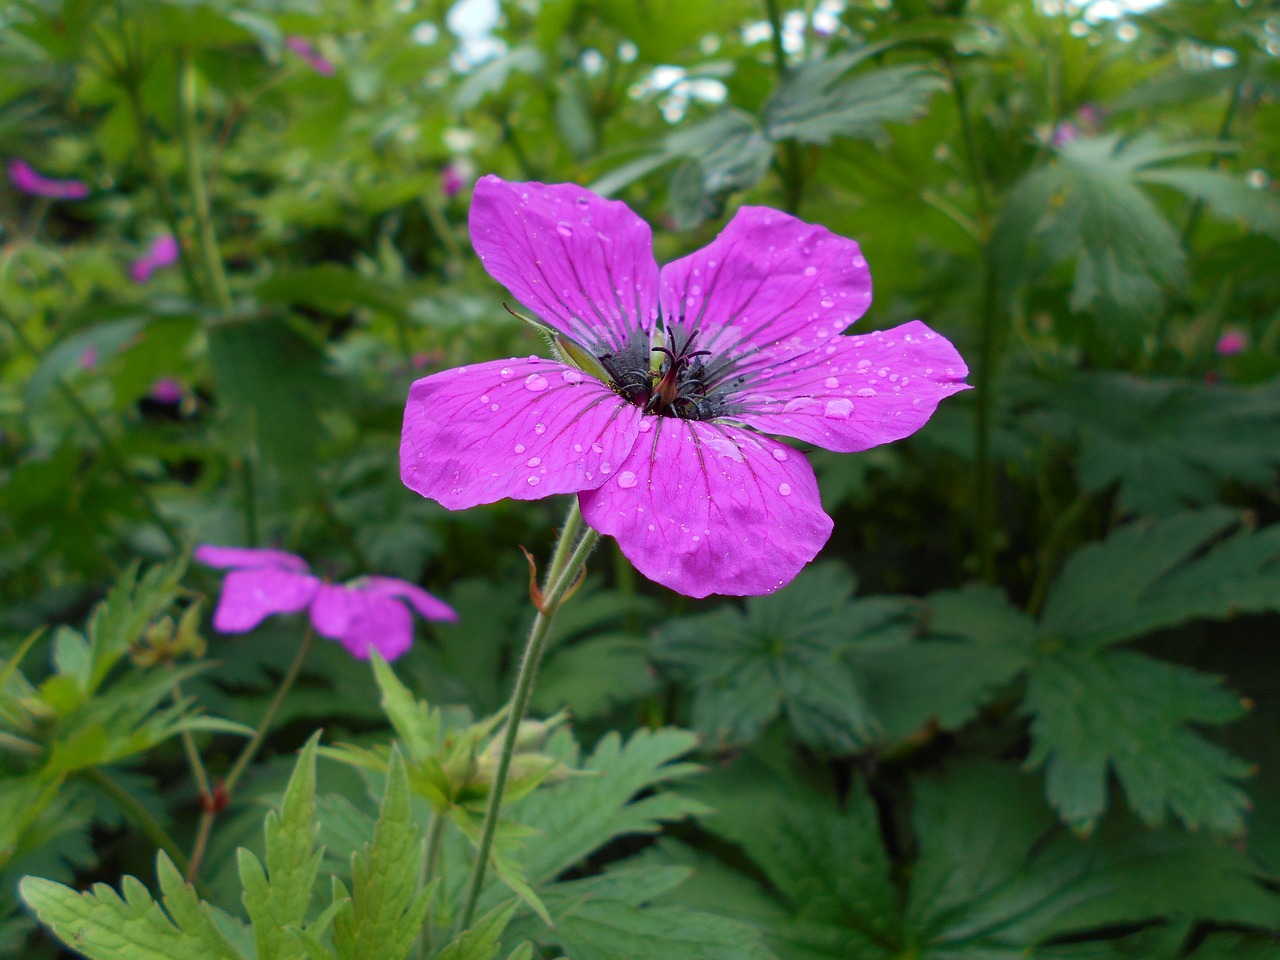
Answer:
[597, 329, 734, 421]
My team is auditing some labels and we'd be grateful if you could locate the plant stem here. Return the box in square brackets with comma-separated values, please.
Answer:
[172, 678, 212, 801]
[456, 501, 598, 932]
[943, 55, 991, 223]
[178, 48, 233, 314]
[81, 767, 211, 898]
[240, 456, 259, 547]
[763, 0, 805, 212]
[186, 627, 314, 882]
[415, 812, 447, 960]
[0, 731, 40, 757]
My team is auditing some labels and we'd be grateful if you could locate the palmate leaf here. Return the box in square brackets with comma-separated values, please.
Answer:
[764, 51, 944, 146]
[655, 565, 890, 753]
[1023, 370, 1280, 517]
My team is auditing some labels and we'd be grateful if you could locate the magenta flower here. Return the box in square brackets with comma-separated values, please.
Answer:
[400, 176, 969, 597]
[1216, 329, 1248, 356]
[195, 545, 457, 660]
[7, 159, 89, 200]
[149, 377, 184, 404]
[79, 345, 99, 370]
[441, 163, 467, 199]
[131, 235, 180, 284]
[285, 36, 335, 76]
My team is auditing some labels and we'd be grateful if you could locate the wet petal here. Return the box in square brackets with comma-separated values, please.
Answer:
[579, 419, 832, 598]
[311, 584, 413, 660]
[728, 321, 970, 452]
[401, 356, 643, 510]
[659, 206, 872, 363]
[195, 544, 311, 573]
[361, 576, 458, 622]
[469, 176, 660, 355]
[211, 569, 319, 633]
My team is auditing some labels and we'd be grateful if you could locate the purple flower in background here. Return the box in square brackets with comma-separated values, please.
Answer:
[285, 36, 335, 76]
[131, 235, 180, 284]
[7, 159, 89, 200]
[441, 163, 467, 198]
[400, 176, 969, 598]
[150, 377, 184, 404]
[79, 346, 99, 370]
[1051, 122, 1079, 147]
[1216, 329, 1248, 356]
[195, 545, 457, 660]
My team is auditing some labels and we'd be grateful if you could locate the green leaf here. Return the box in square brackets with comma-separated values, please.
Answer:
[435, 900, 518, 960]
[333, 749, 431, 960]
[533, 636, 658, 720]
[1041, 509, 1280, 647]
[19, 863, 245, 960]
[764, 52, 944, 145]
[255, 265, 409, 317]
[84, 559, 187, 692]
[655, 565, 882, 752]
[1027, 371, 1280, 517]
[1138, 167, 1280, 238]
[240, 733, 323, 960]
[1024, 647, 1251, 835]
[541, 899, 775, 960]
[369, 653, 439, 763]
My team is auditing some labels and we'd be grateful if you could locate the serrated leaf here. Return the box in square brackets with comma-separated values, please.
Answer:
[655, 564, 882, 752]
[1024, 647, 1251, 834]
[241, 733, 323, 960]
[1139, 167, 1280, 238]
[84, 559, 187, 692]
[1026, 371, 1280, 517]
[333, 749, 430, 960]
[533, 635, 658, 720]
[436, 900, 518, 960]
[1041, 509, 1280, 646]
[765, 53, 943, 145]
[369, 653, 439, 762]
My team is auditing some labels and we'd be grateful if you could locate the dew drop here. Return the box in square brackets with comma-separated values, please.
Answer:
[575, 195, 590, 207]
[617, 470, 638, 488]
[527, 476, 540, 486]
[771, 448, 788, 462]
[803, 266, 817, 277]
[526, 457, 541, 467]
[514, 443, 526, 453]
[535, 423, 547, 434]
[480, 394, 490, 403]
[500, 367, 514, 378]
[524, 374, 548, 392]
[825, 398, 854, 419]
[783, 397, 818, 413]
[591, 442, 603, 453]
[561, 369, 583, 383]
[820, 298, 834, 308]
[824, 377, 840, 389]
[600, 462, 612, 474]
[856, 387, 878, 398]
[490, 403, 500, 411]
[637, 419, 653, 432]
[557, 221, 573, 237]
[778, 483, 792, 496]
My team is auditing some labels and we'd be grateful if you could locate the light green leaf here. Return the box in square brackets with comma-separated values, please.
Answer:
[436, 901, 519, 960]
[370, 653, 439, 763]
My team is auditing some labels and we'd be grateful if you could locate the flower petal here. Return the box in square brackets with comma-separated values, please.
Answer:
[728, 321, 971, 452]
[469, 176, 660, 355]
[195, 544, 311, 573]
[211, 569, 319, 633]
[311, 584, 413, 660]
[361, 576, 458, 622]
[579, 419, 833, 598]
[401, 356, 643, 510]
[659, 206, 872, 363]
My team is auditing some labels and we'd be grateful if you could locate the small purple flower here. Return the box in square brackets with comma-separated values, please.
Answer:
[7, 159, 89, 200]
[441, 163, 468, 199]
[79, 346, 99, 370]
[195, 545, 457, 660]
[400, 177, 969, 598]
[285, 36, 335, 76]
[131, 235, 180, 284]
[1216, 329, 1248, 356]
[1051, 122, 1079, 147]
[150, 377, 184, 404]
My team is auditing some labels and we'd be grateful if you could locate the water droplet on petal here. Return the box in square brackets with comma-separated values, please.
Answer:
[803, 266, 817, 277]
[824, 377, 840, 389]
[524, 374, 548, 392]
[515, 443, 526, 453]
[557, 221, 573, 237]
[825, 398, 854, 419]
[500, 367, 514, 378]
[527, 476, 540, 486]
[526, 457, 541, 467]
[778, 483, 792, 496]
[856, 387, 878, 398]
[535, 423, 547, 434]
[490, 403, 500, 411]
[575, 195, 590, 207]
[561, 369, 583, 383]
[784, 397, 818, 413]
[591, 442, 603, 453]
[617, 470, 638, 488]
[600, 462, 612, 474]
[637, 419, 653, 432]
[772, 448, 788, 462]
[480, 394, 490, 403]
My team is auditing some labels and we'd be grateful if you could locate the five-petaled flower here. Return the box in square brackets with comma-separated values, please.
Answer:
[7, 159, 89, 200]
[196, 545, 457, 660]
[400, 176, 969, 598]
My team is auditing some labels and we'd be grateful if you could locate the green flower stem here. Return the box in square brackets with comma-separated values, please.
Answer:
[172, 678, 212, 802]
[81, 767, 211, 899]
[415, 812, 447, 960]
[178, 48, 233, 314]
[186, 626, 314, 882]
[457, 500, 599, 932]
[108, 3, 204, 300]
[763, 0, 805, 213]
[0, 308, 183, 554]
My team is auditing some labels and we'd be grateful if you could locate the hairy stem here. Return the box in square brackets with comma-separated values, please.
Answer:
[456, 500, 598, 931]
